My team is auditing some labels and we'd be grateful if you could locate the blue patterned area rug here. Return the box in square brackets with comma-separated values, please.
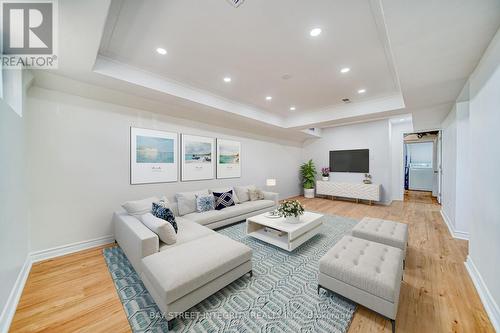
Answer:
[103, 214, 358, 333]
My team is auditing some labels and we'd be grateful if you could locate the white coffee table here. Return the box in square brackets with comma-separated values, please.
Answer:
[246, 211, 324, 251]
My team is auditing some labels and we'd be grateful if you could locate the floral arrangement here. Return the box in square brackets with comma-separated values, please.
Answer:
[321, 167, 330, 177]
[277, 200, 305, 218]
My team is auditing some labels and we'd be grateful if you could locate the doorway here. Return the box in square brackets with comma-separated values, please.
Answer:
[403, 131, 440, 201]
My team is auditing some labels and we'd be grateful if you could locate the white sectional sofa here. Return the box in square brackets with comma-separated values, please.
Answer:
[113, 186, 278, 327]
[172, 187, 279, 229]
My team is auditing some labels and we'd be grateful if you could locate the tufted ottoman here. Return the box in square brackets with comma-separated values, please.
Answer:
[352, 217, 408, 258]
[318, 236, 403, 333]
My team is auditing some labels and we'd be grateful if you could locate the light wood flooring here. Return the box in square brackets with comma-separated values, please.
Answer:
[10, 191, 494, 332]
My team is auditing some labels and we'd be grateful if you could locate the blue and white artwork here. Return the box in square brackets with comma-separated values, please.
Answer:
[217, 139, 241, 179]
[131, 128, 178, 184]
[181, 134, 215, 181]
[136, 136, 174, 163]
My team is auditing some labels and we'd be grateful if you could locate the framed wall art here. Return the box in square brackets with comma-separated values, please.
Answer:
[130, 127, 178, 184]
[181, 134, 215, 181]
[216, 139, 241, 179]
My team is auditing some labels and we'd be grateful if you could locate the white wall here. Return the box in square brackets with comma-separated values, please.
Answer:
[441, 28, 500, 330]
[0, 84, 30, 331]
[302, 119, 392, 203]
[26, 87, 303, 251]
[441, 108, 457, 231]
[466, 28, 500, 330]
[390, 120, 413, 201]
[454, 102, 470, 233]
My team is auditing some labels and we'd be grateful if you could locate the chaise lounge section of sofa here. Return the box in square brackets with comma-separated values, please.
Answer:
[113, 186, 278, 326]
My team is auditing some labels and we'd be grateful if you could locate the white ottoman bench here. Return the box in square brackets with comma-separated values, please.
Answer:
[352, 217, 408, 259]
[318, 236, 403, 333]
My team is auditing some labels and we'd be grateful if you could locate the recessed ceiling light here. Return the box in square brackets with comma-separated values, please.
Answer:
[340, 67, 350, 74]
[309, 28, 322, 37]
[156, 47, 167, 55]
[223, 77, 232, 83]
[266, 96, 273, 101]
[357, 89, 366, 94]
[289, 106, 296, 111]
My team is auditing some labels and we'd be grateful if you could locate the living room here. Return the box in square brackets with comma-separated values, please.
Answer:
[1, 1, 499, 332]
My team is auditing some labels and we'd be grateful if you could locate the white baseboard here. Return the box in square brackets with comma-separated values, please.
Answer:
[0, 256, 32, 333]
[465, 256, 500, 331]
[30, 235, 115, 263]
[440, 209, 469, 240]
[0, 235, 115, 333]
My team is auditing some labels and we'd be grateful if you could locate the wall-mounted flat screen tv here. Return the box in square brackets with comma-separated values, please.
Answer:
[330, 149, 369, 173]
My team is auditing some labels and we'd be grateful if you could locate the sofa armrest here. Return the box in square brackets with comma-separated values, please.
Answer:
[113, 212, 159, 273]
[262, 191, 279, 205]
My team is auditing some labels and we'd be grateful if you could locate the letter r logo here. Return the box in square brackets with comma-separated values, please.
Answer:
[2, 2, 53, 54]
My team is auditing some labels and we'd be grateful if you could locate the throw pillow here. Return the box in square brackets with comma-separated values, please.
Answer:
[196, 194, 215, 212]
[152, 202, 178, 233]
[140, 213, 176, 245]
[209, 187, 240, 204]
[234, 185, 256, 203]
[176, 190, 209, 216]
[122, 196, 166, 217]
[213, 190, 235, 210]
[249, 189, 265, 201]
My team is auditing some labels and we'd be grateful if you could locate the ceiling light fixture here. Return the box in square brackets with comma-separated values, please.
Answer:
[223, 77, 232, 83]
[340, 67, 350, 74]
[357, 89, 366, 94]
[266, 96, 273, 101]
[400, 118, 406, 122]
[289, 106, 296, 111]
[310, 28, 322, 37]
[156, 47, 167, 55]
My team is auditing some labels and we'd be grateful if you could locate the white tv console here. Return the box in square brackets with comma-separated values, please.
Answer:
[316, 181, 380, 205]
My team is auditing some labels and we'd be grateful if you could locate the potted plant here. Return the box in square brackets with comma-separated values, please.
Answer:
[300, 159, 317, 198]
[277, 200, 305, 224]
[363, 173, 372, 184]
[321, 167, 330, 181]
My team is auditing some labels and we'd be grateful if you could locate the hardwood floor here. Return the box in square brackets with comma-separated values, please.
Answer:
[10, 193, 494, 332]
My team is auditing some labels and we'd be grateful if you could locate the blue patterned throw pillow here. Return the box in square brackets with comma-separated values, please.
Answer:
[213, 190, 235, 210]
[152, 202, 178, 233]
[196, 194, 215, 212]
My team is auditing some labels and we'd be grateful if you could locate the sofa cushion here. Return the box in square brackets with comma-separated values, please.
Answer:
[319, 236, 403, 302]
[182, 199, 275, 225]
[195, 194, 215, 212]
[143, 233, 252, 304]
[176, 190, 209, 216]
[209, 187, 240, 204]
[122, 196, 162, 217]
[152, 202, 178, 233]
[213, 190, 236, 210]
[233, 185, 256, 203]
[141, 213, 177, 245]
[248, 188, 265, 201]
[159, 218, 214, 250]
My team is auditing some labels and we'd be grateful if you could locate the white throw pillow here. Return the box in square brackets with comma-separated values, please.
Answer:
[209, 187, 240, 204]
[249, 188, 265, 201]
[176, 190, 209, 216]
[122, 196, 159, 217]
[140, 213, 176, 245]
[234, 185, 256, 203]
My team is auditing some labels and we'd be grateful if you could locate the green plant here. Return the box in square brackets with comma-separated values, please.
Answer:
[277, 200, 305, 218]
[300, 159, 317, 189]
